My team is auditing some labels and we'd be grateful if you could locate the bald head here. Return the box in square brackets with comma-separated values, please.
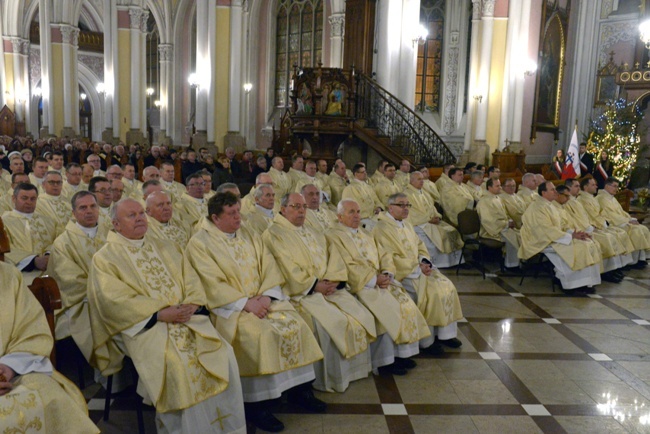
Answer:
[145, 191, 173, 224]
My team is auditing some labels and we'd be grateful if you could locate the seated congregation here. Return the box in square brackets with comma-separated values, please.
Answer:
[1, 142, 649, 433]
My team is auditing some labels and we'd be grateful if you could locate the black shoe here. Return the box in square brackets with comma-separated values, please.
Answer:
[378, 363, 407, 376]
[576, 286, 596, 295]
[394, 357, 417, 370]
[436, 337, 462, 348]
[287, 385, 327, 413]
[421, 342, 445, 356]
[552, 277, 564, 290]
[602, 272, 622, 283]
[247, 409, 284, 432]
[632, 260, 648, 269]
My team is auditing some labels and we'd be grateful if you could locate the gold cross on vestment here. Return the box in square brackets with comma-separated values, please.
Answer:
[211, 407, 231, 430]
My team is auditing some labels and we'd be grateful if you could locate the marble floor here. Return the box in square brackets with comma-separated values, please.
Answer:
[66, 264, 650, 433]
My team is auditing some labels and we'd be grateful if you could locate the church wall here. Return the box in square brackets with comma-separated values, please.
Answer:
[3, 50, 14, 112]
[118, 27, 132, 143]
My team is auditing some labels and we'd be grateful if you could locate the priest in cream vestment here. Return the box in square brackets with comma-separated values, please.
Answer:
[434, 165, 455, 192]
[35, 171, 72, 235]
[242, 184, 275, 236]
[88, 199, 246, 433]
[440, 168, 475, 227]
[268, 157, 292, 208]
[499, 178, 527, 228]
[263, 193, 377, 393]
[342, 164, 384, 230]
[373, 193, 464, 355]
[48, 191, 109, 363]
[597, 178, 650, 265]
[2, 184, 57, 282]
[174, 173, 208, 230]
[302, 183, 338, 233]
[328, 200, 430, 376]
[0, 261, 99, 434]
[186, 192, 325, 432]
[517, 173, 538, 207]
[145, 191, 191, 246]
[476, 179, 521, 268]
[328, 161, 350, 206]
[405, 172, 465, 268]
[420, 167, 441, 203]
[519, 182, 601, 292]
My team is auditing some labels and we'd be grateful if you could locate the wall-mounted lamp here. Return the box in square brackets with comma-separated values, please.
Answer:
[412, 24, 428, 48]
[96, 82, 106, 95]
[154, 100, 162, 108]
[188, 73, 199, 89]
[523, 60, 538, 77]
[33, 87, 42, 97]
[473, 95, 483, 103]
[80, 93, 87, 101]
[243, 83, 253, 93]
[146, 87, 154, 97]
[640, 19, 650, 49]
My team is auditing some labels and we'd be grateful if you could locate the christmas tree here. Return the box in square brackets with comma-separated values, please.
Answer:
[586, 98, 646, 183]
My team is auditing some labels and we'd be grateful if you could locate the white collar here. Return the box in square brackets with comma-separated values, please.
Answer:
[75, 222, 99, 238]
[256, 204, 274, 218]
[385, 211, 404, 228]
[13, 209, 33, 218]
[115, 231, 145, 247]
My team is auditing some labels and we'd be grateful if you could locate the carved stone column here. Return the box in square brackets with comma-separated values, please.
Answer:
[158, 44, 173, 144]
[329, 13, 345, 68]
[59, 25, 79, 137]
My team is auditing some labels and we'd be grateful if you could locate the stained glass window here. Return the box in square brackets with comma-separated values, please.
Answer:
[415, 0, 445, 113]
[274, 0, 323, 107]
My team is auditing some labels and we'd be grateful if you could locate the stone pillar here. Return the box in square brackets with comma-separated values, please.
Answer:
[8, 38, 30, 124]
[228, 0, 243, 134]
[329, 13, 345, 68]
[125, 7, 147, 145]
[38, 0, 53, 137]
[158, 44, 173, 143]
[194, 0, 210, 143]
[59, 25, 79, 137]
[509, 0, 532, 152]
[474, 0, 495, 142]
[102, 0, 118, 142]
[463, 0, 481, 152]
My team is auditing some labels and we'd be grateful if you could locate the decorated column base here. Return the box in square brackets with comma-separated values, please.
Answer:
[224, 131, 246, 153]
[60, 127, 76, 139]
[39, 127, 51, 139]
[126, 129, 146, 147]
[101, 129, 114, 143]
[469, 140, 490, 165]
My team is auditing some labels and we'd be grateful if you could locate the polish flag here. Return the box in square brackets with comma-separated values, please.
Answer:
[562, 126, 581, 180]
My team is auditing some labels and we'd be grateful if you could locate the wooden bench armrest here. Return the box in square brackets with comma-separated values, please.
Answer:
[29, 276, 62, 365]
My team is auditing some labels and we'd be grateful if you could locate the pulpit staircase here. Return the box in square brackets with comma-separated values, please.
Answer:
[274, 67, 455, 167]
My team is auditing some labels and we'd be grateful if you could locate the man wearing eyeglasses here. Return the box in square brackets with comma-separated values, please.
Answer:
[61, 163, 87, 201]
[519, 181, 601, 294]
[372, 193, 464, 356]
[88, 176, 114, 234]
[342, 163, 384, 230]
[174, 172, 208, 229]
[35, 171, 71, 235]
[263, 193, 377, 393]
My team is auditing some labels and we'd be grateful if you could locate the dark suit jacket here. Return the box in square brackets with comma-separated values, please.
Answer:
[579, 152, 594, 175]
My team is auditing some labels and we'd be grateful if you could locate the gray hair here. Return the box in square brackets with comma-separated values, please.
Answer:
[470, 171, 483, 180]
[522, 173, 535, 184]
[216, 182, 239, 193]
[337, 198, 358, 215]
[254, 184, 273, 200]
[255, 172, 272, 184]
[300, 183, 319, 195]
[387, 192, 407, 205]
[280, 193, 292, 208]
[409, 171, 423, 181]
[43, 170, 62, 181]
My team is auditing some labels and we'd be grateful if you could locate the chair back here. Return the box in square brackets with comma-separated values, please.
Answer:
[457, 209, 480, 236]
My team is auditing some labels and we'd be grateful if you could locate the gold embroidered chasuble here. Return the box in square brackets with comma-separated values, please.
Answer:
[499, 192, 527, 228]
[577, 191, 635, 253]
[517, 186, 537, 207]
[394, 171, 410, 190]
[294, 174, 333, 199]
[422, 179, 441, 203]
[404, 184, 464, 253]
[435, 173, 454, 192]
[36, 193, 72, 235]
[263, 214, 376, 358]
[440, 182, 475, 226]
[0, 262, 99, 434]
[186, 219, 323, 377]
[1, 210, 57, 266]
[61, 182, 88, 202]
[326, 224, 430, 344]
[476, 192, 520, 247]
[287, 168, 308, 192]
[342, 179, 383, 219]
[327, 172, 348, 205]
[174, 192, 207, 229]
[518, 198, 601, 271]
[464, 181, 484, 201]
[48, 221, 108, 361]
[597, 190, 650, 251]
[88, 232, 230, 413]
[374, 178, 402, 208]
[372, 213, 463, 327]
[147, 216, 191, 247]
[368, 170, 385, 187]
[122, 178, 143, 199]
[0, 192, 12, 214]
[161, 180, 185, 203]
[242, 206, 273, 236]
[268, 167, 292, 205]
[304, 208, 338, 233]
[561, 198, 628, 258]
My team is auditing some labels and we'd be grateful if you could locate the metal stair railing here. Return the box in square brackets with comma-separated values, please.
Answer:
[355, 74, 456, 166]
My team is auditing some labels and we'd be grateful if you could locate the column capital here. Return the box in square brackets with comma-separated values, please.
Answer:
[158, 44, 173, 62]
[9, 37, 30, 55]
[472, 0, 481, 20]
[482, 0, 495, 18]
[128, 7, 145, 30]
[60, 25, 80, 46]
[140, 9, 149, 33]
[328, 14, 345, 38]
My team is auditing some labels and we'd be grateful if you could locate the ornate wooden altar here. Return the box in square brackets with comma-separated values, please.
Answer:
[0, 105, 26, 137]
